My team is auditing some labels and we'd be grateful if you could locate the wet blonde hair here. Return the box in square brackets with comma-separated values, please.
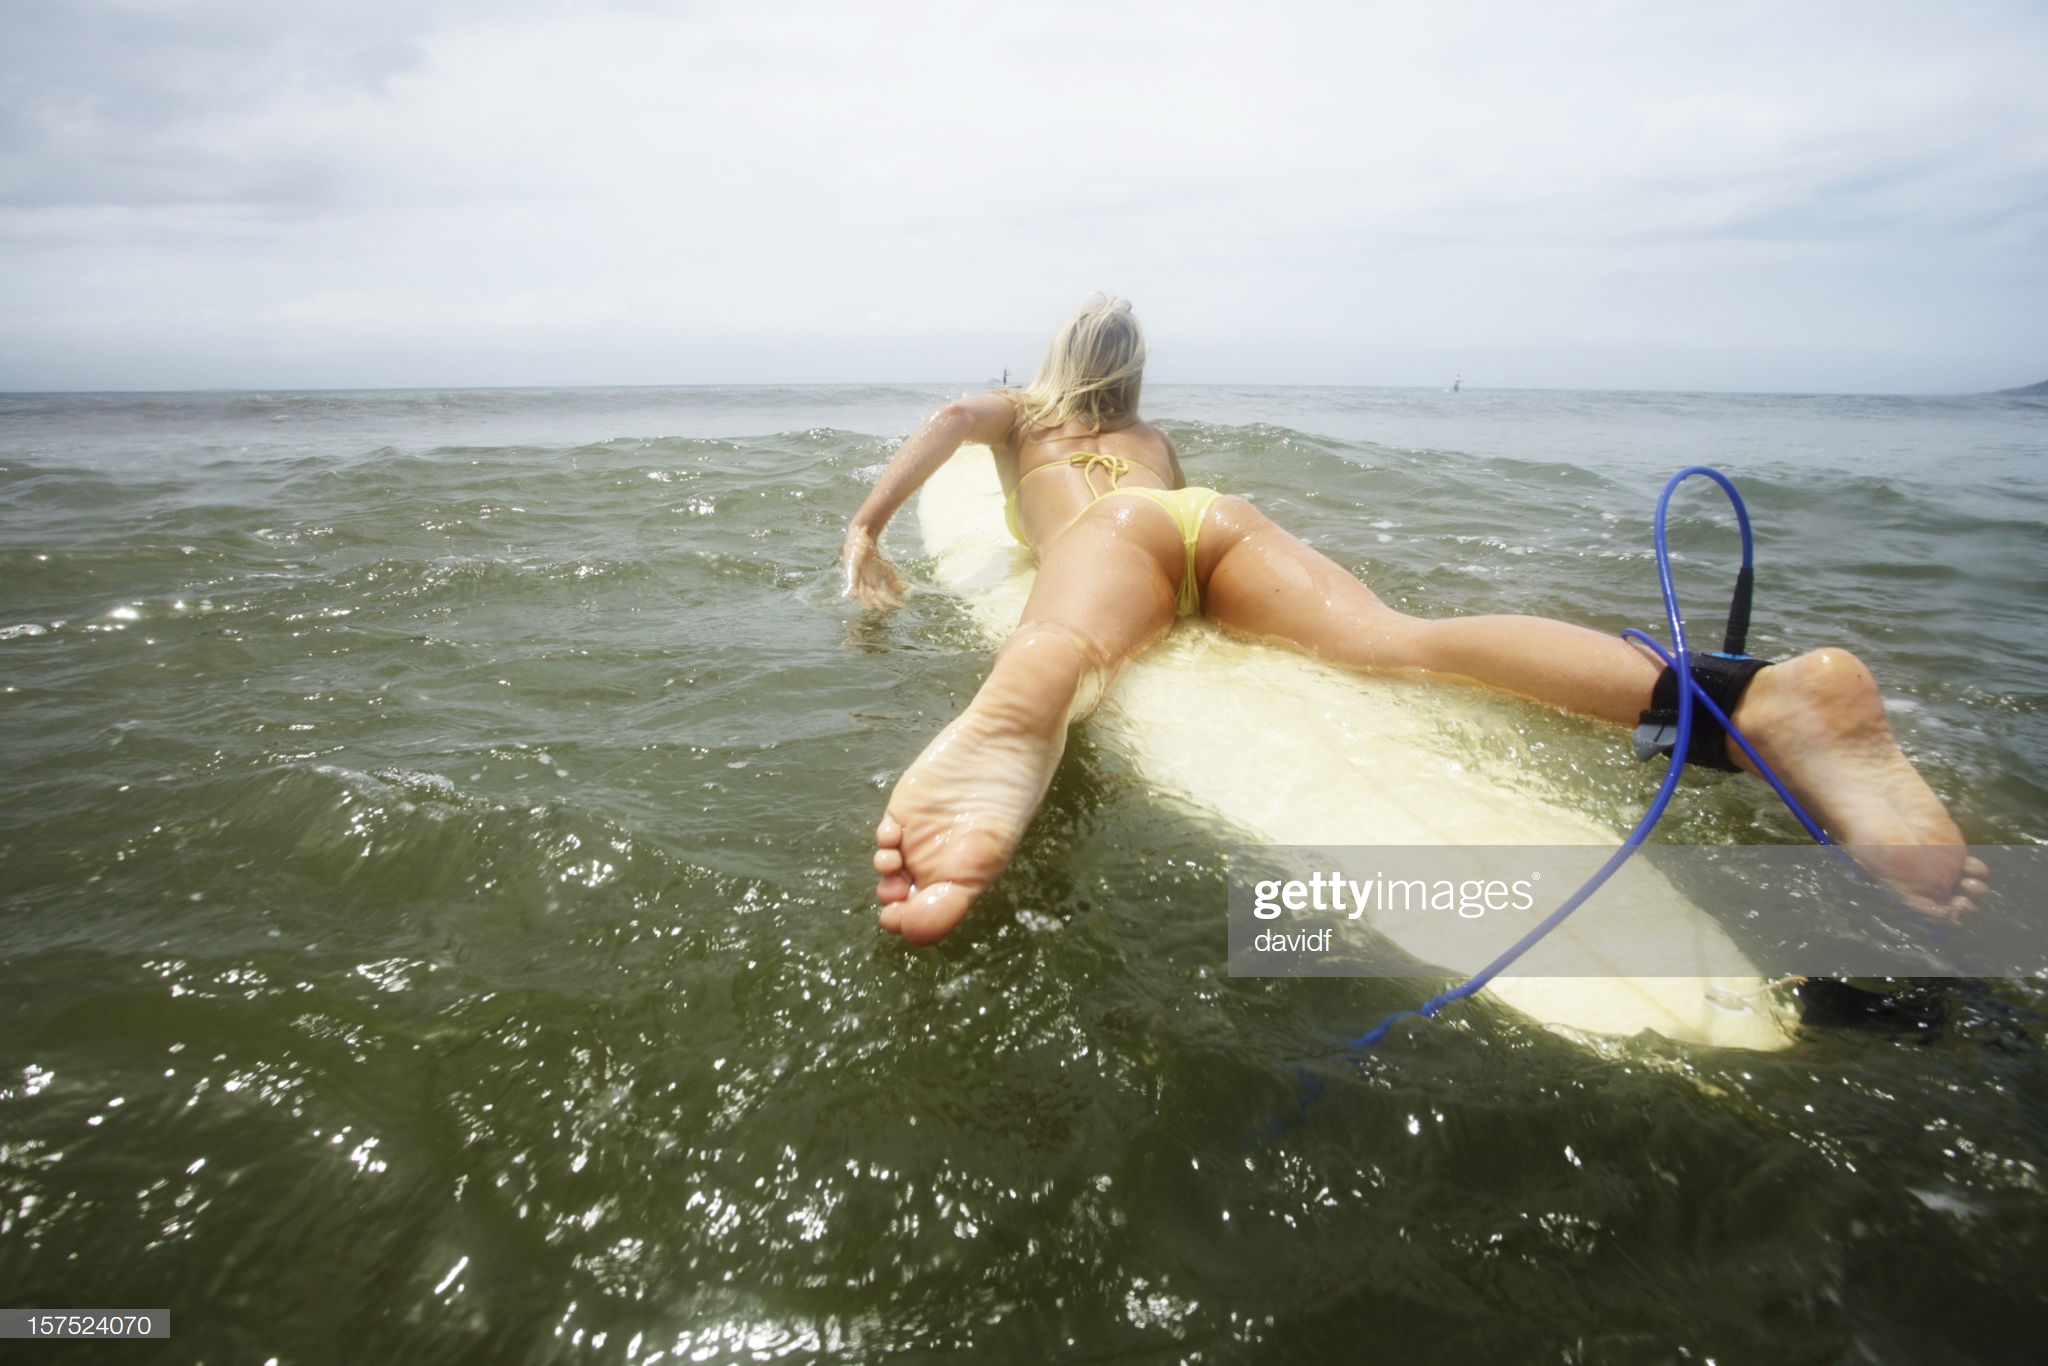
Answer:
[1007, 294, 1147, 435]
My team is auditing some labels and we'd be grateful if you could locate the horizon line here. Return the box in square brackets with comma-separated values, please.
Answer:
[3, 379, 2042, 401]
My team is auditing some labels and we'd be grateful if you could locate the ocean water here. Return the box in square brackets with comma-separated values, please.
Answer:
[2, 384, 2045, 1362]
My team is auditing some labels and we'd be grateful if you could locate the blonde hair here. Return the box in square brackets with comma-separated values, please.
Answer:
[1007, 294, 1148, 435]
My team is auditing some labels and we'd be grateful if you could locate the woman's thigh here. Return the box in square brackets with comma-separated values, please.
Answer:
[1194, 495, 1426, 667]
[1193, 496, 1659, 719]
[1017, 497, 1185, 658]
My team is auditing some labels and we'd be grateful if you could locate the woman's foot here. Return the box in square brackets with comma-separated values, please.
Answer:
[1729, 649, 1988, 917]
[872, 627, 1090, 944]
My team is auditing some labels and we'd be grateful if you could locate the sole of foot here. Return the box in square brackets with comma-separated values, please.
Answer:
[1731, 648, 1987, 918]
[872, 630, 1083, 944]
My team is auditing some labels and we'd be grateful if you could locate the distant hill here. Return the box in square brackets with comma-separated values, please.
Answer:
[1995, 379, 2048, 395]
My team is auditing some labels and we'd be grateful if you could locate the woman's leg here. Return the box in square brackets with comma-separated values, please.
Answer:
[1193, 497, 1985, 913]
[1194, 497, 1661, 720]
[873, 500, 1185, 943]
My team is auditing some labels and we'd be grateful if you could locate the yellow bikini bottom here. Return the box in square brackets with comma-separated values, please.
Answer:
[1003, 453, 1222, 617]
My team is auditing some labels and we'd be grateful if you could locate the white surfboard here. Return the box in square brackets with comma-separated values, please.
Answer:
[914, 445, 1796, 1052]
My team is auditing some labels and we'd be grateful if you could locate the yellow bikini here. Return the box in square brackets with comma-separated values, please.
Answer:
[1003, 453, 1222, 618]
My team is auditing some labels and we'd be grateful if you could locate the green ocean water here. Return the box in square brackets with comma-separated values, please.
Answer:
[3, 384, 2047, 1363]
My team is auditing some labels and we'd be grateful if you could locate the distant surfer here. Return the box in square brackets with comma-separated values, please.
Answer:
[841, 296, 1985, 944]
[1453, 374, 1461, 392]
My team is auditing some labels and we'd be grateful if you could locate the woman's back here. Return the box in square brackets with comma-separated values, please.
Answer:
[999, 407, 1183, 550]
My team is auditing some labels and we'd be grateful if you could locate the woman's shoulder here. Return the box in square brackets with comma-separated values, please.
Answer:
[945, 389, 1020, 417]
[1099, 415, 1171, 454]
[936, 390, 1023, 448]
[1014, 412, 1162, 445]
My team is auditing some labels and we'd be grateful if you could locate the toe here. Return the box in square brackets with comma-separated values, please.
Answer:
[874, 846, 904, 875]
[876, 813, 903, 848]
[877, 871, 911, 903]
[895, 880, 976, 946]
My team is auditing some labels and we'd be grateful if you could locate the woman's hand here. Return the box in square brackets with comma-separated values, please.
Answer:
[841, 524, 904, 610]
[838, 391, 1013, 610]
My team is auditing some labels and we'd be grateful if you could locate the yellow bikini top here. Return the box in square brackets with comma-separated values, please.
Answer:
[1003, 452, 1138, 545]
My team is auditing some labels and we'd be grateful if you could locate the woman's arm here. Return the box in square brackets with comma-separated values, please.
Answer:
[841, 392, 1016, 609]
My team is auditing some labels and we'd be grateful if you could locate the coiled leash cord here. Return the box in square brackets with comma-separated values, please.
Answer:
[1347, 465, 1832, 1051]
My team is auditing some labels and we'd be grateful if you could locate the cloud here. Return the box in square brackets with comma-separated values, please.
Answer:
[1, 0, 2044, 390]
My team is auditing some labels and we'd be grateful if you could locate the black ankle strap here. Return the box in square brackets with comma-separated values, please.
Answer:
[1633, 652, 1771, 772]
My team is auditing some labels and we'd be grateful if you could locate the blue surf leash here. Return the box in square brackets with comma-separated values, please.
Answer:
[1345, 465, 1834, 1052]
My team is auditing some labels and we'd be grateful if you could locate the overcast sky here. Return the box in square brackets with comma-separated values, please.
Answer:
[2, 0, 2044, 393]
